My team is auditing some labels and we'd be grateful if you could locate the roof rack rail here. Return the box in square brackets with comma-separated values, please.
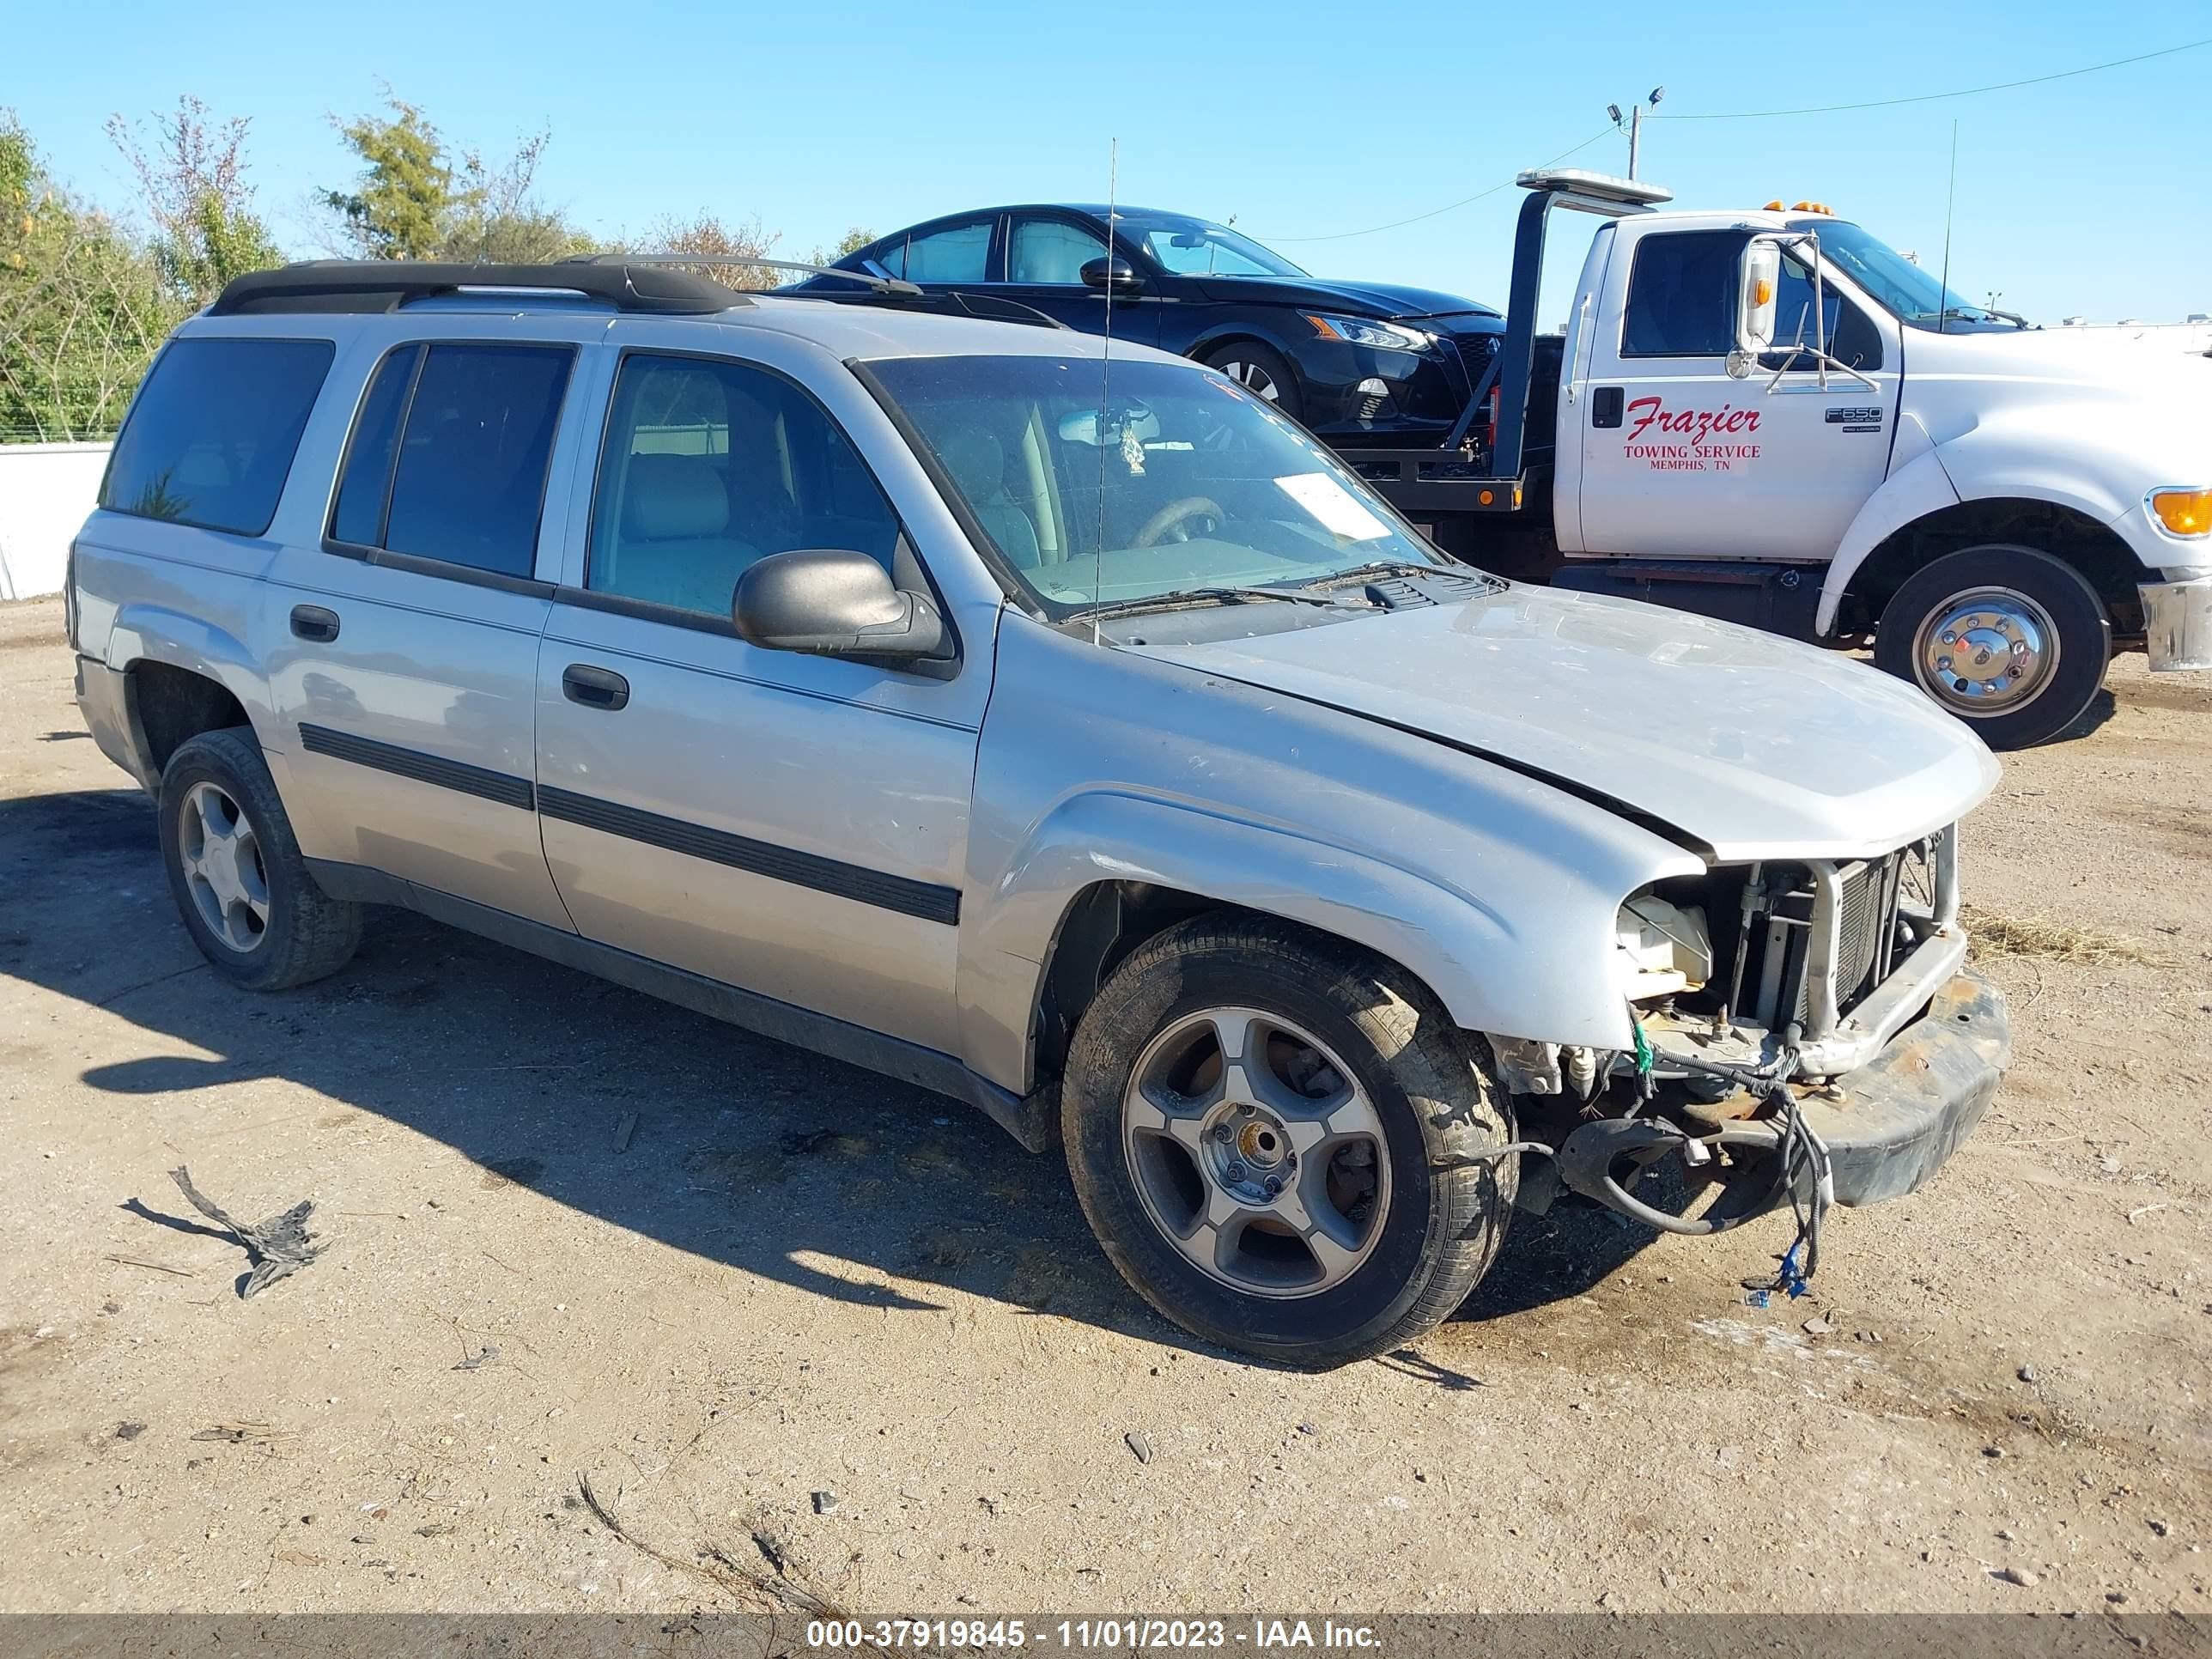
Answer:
[582, 253, 1065, 329]
[805, 288, 1072, 331]
[208, 260, 747, 318]
[578, 252, 922, 299]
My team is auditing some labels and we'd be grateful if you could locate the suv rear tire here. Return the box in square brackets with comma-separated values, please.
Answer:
[1060, 917, 1515, 1368]
[158, 727, 362, 990]
[1874, 544, 2109, 750]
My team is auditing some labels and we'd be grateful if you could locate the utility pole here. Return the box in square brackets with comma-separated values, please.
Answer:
[1607, 87, 1666, 179]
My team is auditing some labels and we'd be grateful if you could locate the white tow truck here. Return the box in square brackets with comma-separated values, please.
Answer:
[1352, 170, 2212, 748]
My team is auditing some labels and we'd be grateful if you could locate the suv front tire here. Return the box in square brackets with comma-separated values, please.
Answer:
[1061, 917, 1515, 1368]
[158, 728, 362, 990]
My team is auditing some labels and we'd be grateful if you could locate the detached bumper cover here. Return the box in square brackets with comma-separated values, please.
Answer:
[1796, 969, 2011, 1206]
[2142, 574, 2212, 672]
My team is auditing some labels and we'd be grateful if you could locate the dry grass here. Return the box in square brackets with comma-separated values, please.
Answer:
[1961, 903, 2168, 966]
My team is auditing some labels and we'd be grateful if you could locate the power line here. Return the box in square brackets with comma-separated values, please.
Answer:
[1264, 127, 1614, 244]
[1660, 34, 2212, 120]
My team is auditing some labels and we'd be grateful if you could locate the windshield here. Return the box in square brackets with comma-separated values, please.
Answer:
[1118, 214, 1306, 278]
[865, 355, 1446, 617]
[1790, 218, 2014, 331]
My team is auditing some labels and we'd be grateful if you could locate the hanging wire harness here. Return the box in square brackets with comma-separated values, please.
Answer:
[1459, 1006, 1837, 1300]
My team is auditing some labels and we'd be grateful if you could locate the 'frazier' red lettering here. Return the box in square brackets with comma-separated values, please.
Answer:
[1624, 397, 1761, 446]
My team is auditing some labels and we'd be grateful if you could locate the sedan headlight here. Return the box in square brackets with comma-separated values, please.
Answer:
[1304, 313, 1437, 353]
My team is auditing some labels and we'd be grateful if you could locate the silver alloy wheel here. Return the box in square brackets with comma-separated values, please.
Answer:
[1216, 359, 1280, 402]
[1121, 1006, 1390, 1297]
[1911, 586, 2061, 715]
[177, 781, 271, 954]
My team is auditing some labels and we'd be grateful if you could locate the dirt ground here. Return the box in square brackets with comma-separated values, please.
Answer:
[1, 592, 2207, 1618]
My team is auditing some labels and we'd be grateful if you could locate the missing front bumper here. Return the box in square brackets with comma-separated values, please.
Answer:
[1540, 968, 2010, 1225]
[1793, 968, 2010, 1206]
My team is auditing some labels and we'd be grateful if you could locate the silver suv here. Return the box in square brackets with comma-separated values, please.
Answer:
[69, 260, 2011, 1366]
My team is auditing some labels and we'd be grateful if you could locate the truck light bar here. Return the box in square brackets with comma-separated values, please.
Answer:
[1516, 169, 1674, 209]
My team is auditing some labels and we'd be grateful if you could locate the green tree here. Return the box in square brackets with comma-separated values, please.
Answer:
[438, 131, 595, 264]
[621, 212, 786, 289]
[810, 225, 875, 264]
[0, 114, 173, 441]
[321, 94, 594, 263]
[107, 96, 284, 307]
[320, 94, 452, 259]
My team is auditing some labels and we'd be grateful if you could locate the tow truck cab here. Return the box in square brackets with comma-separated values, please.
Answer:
[1354, 171, 2212, 750]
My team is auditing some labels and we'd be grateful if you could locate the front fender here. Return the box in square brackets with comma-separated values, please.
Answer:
[1818, 407, 2187, 633]
[957, 789, 1678, 1097]
[1817, 429, 1958, 635]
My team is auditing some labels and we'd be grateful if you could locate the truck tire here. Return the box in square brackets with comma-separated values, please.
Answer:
[1060, 916, 1516, 1369]
[1201, 341, 1304, 422]
[1874, 544, 2109, 750]
[157, 727, 362, 991]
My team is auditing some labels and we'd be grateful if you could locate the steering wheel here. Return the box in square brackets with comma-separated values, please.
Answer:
[1133, 496, 1224, 549]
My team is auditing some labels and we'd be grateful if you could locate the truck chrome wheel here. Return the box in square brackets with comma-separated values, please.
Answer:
[1911, 586, 2058, 715]
[1121, 1006, 1390, 1297]
[176, 781, 270, 954]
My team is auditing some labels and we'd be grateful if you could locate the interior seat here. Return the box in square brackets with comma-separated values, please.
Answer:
[937, 429, 1042, 568]
[610, 453, 761, 615]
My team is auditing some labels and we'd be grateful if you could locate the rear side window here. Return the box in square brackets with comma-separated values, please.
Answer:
[328, 342, 574, 579]
[101, 337, 334, 535]
[875, 219, 994, 283]
[1620, 230, 1745, 358]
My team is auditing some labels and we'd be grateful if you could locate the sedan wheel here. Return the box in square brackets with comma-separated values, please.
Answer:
[1200, 342, 1304, 423]
[1217, 358, 1282, 403]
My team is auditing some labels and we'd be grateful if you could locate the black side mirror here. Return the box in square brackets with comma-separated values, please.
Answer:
[734, 549, 949, 665]
[1079, 256, 1143, 294]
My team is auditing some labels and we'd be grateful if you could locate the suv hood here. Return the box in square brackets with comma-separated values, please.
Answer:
[1133, 584, 1998, 862]
[1190, 275, 1497, 322]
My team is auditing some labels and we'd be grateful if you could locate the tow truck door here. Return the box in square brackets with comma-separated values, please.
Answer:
[1575, 225, 1898, 561]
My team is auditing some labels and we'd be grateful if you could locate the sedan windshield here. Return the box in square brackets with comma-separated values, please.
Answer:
[1118, 214, 1306, 278]
[865, 355, 1447, 617]
[1791, 218, 2017, 331]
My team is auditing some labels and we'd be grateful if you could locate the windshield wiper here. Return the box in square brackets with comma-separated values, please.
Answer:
[1933, 306, 2027, 330]
[1081, 584, 1374, 622]
[1295, 559, 1507, 594]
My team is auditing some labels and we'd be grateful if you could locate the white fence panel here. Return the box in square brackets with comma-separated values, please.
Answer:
[0, 442, 110, 600]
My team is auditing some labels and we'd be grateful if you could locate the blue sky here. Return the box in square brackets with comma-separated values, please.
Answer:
[11, 0, 2210, 324]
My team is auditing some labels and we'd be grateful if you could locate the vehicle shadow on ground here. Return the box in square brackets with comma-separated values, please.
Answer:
[3, 785, 1651, 1370]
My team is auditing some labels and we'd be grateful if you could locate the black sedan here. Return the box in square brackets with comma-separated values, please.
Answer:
[799, 205, 1504, 447]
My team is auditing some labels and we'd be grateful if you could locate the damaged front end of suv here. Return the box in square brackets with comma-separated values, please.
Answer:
[1492, 824, 2010, 1290]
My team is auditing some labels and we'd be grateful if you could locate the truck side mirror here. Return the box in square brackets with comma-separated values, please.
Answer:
[1731, 240, 1782, 377]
